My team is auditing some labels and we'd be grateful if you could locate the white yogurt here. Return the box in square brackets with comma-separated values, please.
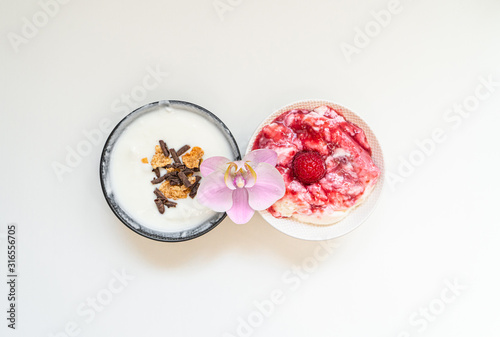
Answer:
[108, 105, 235, 232]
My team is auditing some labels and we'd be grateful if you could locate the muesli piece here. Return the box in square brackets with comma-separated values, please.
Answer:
[182, 147, 204, 169]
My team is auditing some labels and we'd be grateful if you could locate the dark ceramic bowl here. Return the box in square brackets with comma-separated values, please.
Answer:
[100, 100, 241, 242]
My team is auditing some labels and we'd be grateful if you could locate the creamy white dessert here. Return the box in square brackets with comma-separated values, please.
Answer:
[108, 105, 234, 232]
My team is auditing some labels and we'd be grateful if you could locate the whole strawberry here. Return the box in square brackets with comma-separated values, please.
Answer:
[292, 151, 326, 184]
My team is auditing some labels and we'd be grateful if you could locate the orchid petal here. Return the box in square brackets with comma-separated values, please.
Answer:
[244, 149, 278, 167]
[196, 172, 233, 212]
[246, 163, 286, 210]
[200, 156, 231, 177]
[226, 189, 255, 224]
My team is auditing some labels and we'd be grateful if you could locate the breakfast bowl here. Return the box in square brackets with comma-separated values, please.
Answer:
[100, 100, 241, 242]
[247, 99, 385, 240]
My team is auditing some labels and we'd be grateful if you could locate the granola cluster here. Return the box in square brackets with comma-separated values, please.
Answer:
[143, 140, 204, 214]
[151, 145, 172, 169]
[182, 147, 204, 169]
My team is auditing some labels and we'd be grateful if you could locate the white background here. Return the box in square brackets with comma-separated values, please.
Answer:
[1, 0, 500, 336]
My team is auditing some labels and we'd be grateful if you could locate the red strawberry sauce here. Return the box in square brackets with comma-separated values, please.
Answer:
[252, 106, 380, 220]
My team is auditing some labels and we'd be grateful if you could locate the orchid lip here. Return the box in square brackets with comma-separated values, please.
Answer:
[234, 175, 246, 188]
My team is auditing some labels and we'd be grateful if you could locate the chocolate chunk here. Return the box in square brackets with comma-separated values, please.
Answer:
[153, 188, 167, 202]
[166, 173, 180, 181]
[177, 145, 191, 156]
[194, 176, 202, 184]
[154, 199, 165, 214]
[165, 171, 178, 178]
[189, 182, 200, 198]
[169, 148, 181, 164]
[193, 166, 200, 172]
[151, 174, 168, 184]
[153, 168, 160, 178]
[169, 178, 182, 186]
[178, 172, 192, 188]
[182, 168, 194, 176]
[159, 140, 169, 157]
[173, 163, 186, 169]
[154, 188, 177, 208]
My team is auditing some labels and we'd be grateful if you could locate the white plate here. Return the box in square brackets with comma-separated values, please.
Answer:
[246, 99, 385, 240]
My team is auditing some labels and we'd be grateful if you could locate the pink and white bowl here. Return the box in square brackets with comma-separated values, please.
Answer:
[246, 100, 385, 241]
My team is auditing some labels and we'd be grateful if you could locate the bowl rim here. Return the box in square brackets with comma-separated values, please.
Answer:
[99, 100, 241, 242]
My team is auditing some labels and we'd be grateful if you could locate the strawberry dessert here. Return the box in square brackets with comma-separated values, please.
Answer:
[252, 105, 380, 225]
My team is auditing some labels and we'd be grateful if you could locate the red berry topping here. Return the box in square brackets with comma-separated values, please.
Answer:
[292, 151, 326, 184]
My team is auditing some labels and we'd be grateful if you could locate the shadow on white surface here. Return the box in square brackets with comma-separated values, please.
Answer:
[110, 211, 343, 269]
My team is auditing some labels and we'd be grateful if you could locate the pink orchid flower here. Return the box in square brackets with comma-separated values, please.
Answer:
[197, 149, 286, 224]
